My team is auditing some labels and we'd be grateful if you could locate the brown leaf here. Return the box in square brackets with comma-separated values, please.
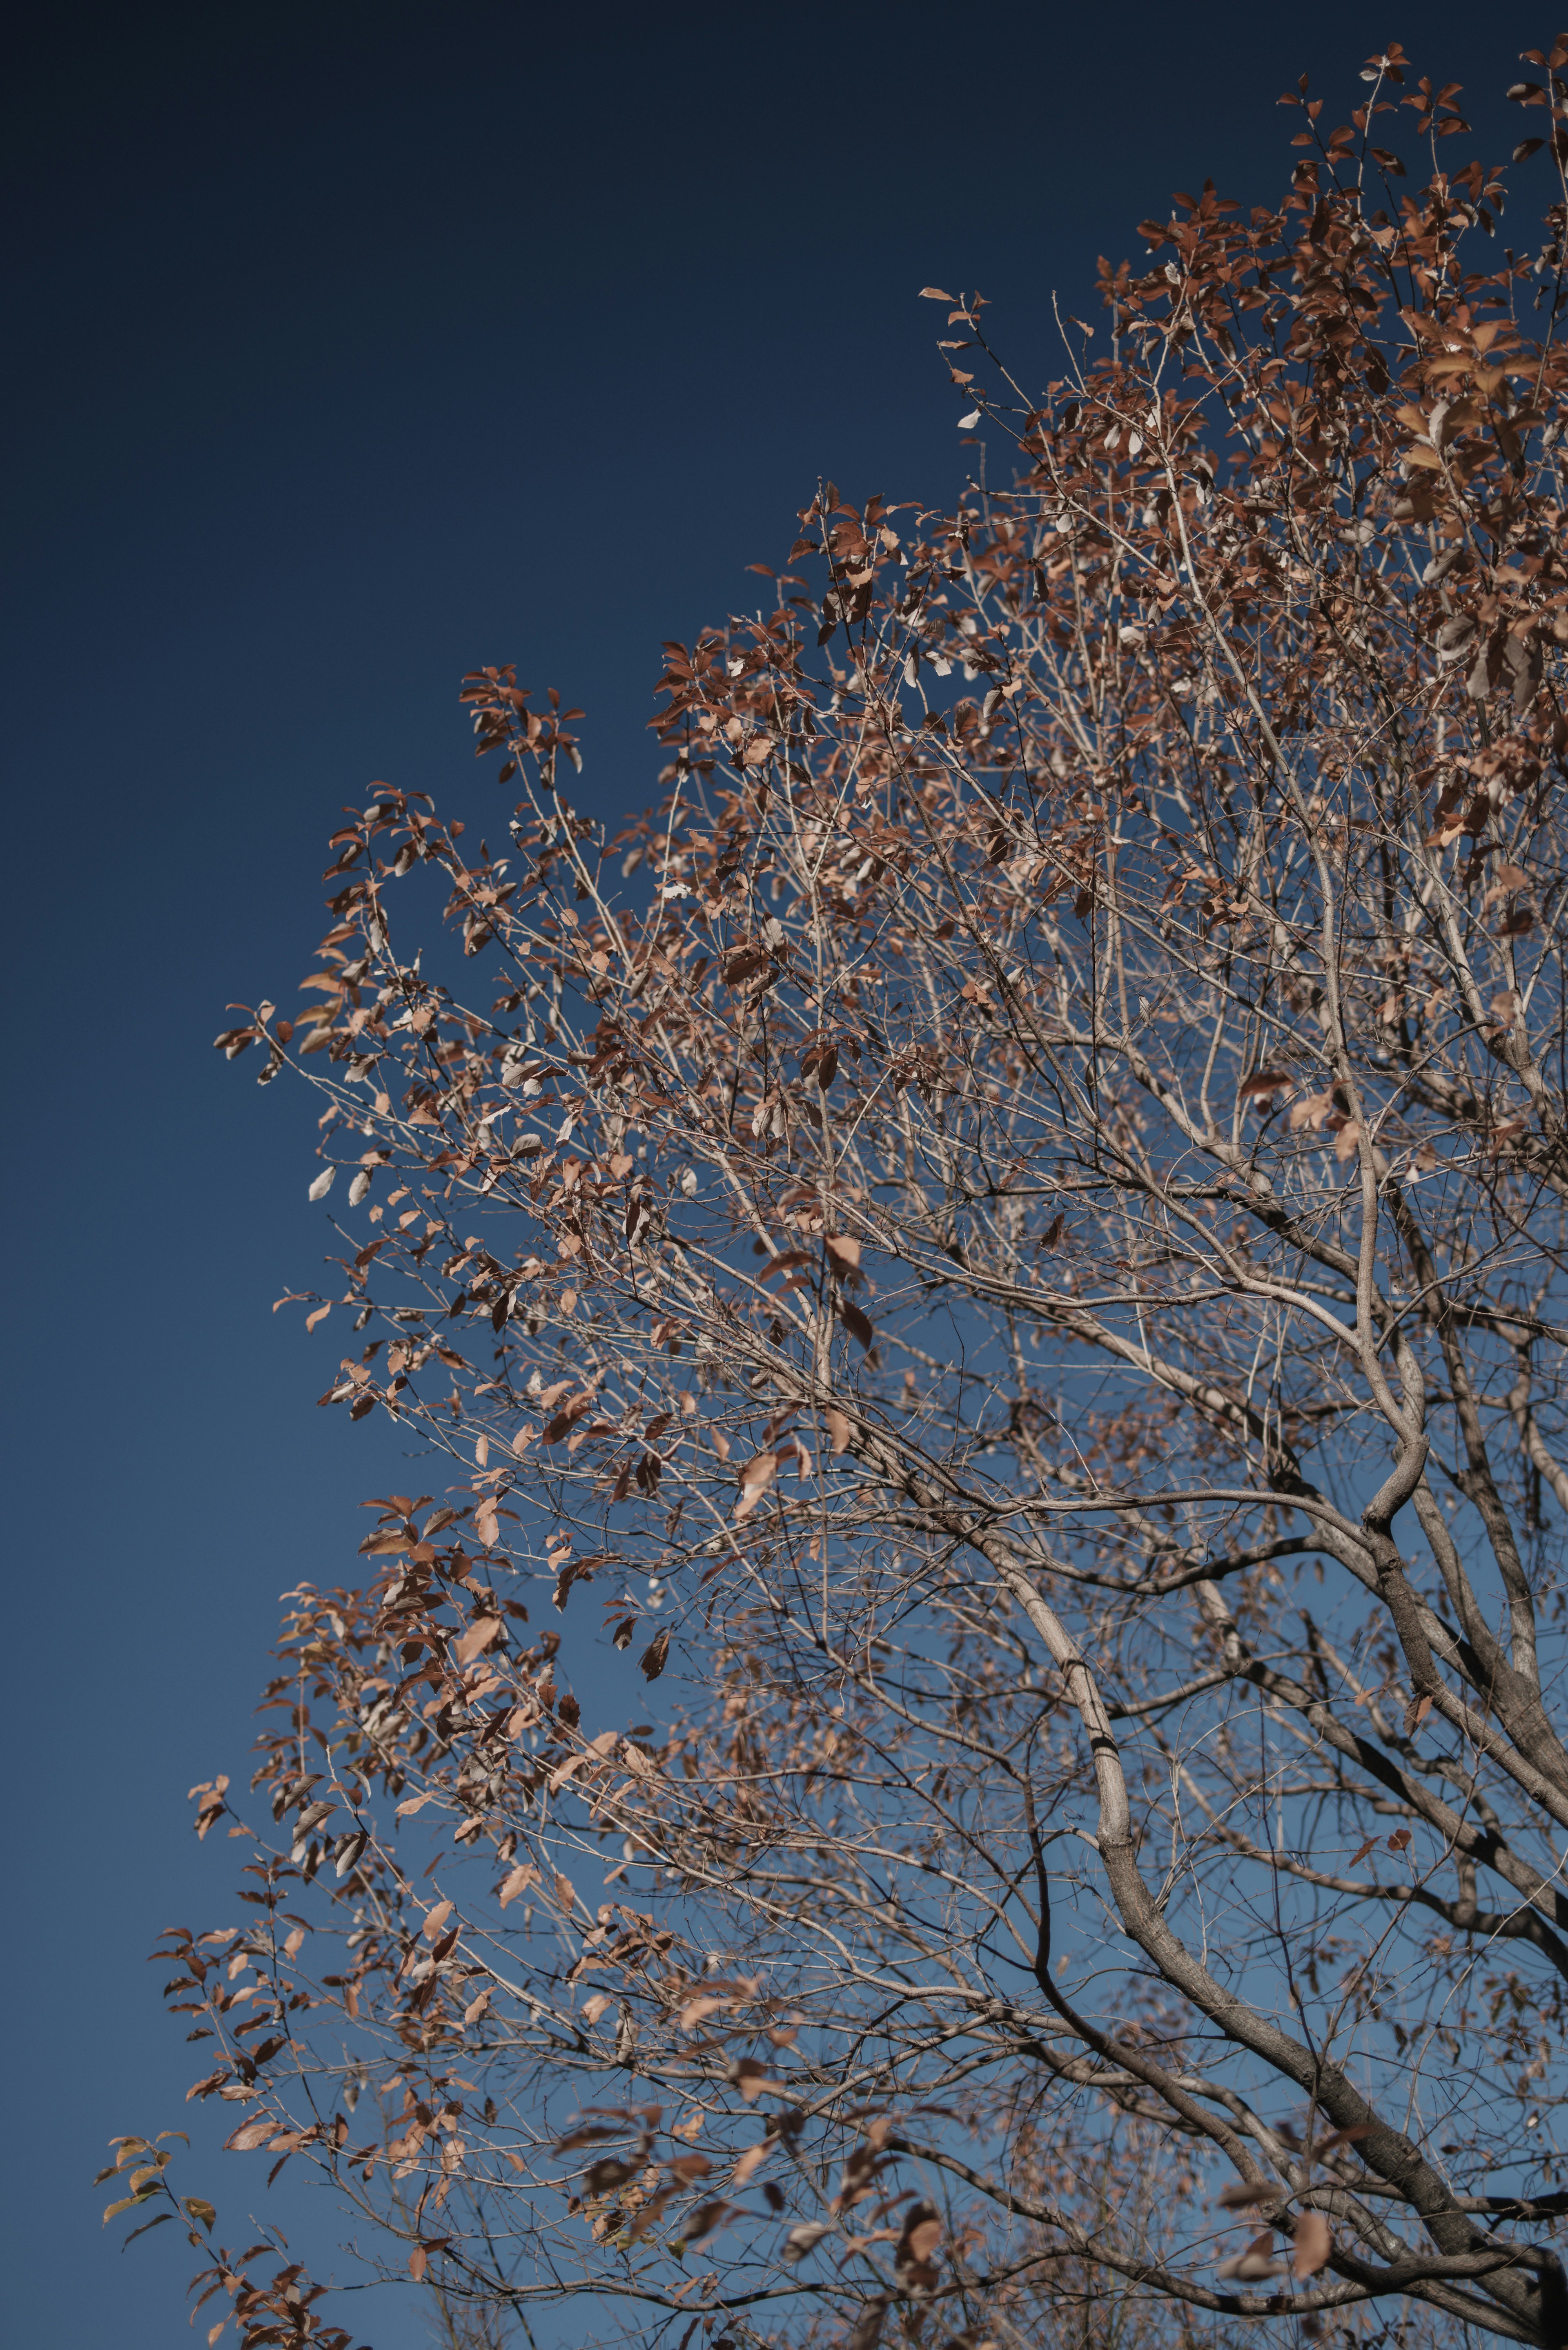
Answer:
[679, 1992, 733, 2031]
[1403, 1692, 1434, 1736]
[1215, 2229, 1286, 2282]
[639, 1628, 670, 1681]
[1238, 1066, 1294, 1100]
[894, 2199, 942, 2292]
[455, 1616, 503, 1664]
[825, 1408, 852, 1454]
[677, 2198, 730, 2247]
[838, 1300, 875, 1350]
[1293, 2210, 1332, 2279]
[734, 1451, 779, 1521]
[825, 1233, 862, 1271]
[729, 2056, 785, 2101]
[584, 2156, 635, 2194]
[845, 2297, 890, 2350]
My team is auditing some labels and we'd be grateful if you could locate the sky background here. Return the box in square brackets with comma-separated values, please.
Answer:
[1, 1, 1536, 2340]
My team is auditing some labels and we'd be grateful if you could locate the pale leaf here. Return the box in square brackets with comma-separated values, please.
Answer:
[734, 1452, 778, 1520]
[1293, 2210, 1332, 2279]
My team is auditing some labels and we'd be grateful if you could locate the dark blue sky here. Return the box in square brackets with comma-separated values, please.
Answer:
[1, 1, 1526, 2339]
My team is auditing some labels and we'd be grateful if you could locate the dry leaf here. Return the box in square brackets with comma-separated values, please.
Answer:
[845, 2297, 891, 2350]
[677, 2198, 729, 2247]
[679, 1993, 733, 2032]
[734, 1451, 779, 1521]
[1238, 1066, 1294, 1099]
[454, 1616, 503, 1664]
[1216, 2229, 1287, 2281]
[729, 2057, 784, 2101]
[894, 2198, 942, 2292]
[838, 1300, 875, 1350]
[1294, 2210, 1332, 2279]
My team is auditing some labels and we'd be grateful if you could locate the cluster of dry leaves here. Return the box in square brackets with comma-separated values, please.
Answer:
[109, 36, 1568, 2350]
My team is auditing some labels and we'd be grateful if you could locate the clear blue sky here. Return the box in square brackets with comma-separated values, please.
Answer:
[1, 1, 1522, 2339]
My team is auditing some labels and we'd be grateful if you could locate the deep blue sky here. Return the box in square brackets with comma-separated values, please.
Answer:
[1, 1, 1530, 2340]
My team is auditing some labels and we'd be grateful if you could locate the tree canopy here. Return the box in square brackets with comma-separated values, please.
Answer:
[109, 36, 1568, 2350]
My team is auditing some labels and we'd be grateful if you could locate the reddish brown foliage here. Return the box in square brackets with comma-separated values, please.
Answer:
[111, 37, 1568, 2350]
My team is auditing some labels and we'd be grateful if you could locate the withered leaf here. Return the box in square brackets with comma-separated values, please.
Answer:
[1293, 2210, 1332, 2279]
[838, 1301, 875, 1350]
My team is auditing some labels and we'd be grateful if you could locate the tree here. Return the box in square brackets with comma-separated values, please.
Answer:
[111, 36, 1568, 2350]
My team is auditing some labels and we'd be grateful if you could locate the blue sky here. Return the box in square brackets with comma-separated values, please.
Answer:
[1, 1, 1523, 2339]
